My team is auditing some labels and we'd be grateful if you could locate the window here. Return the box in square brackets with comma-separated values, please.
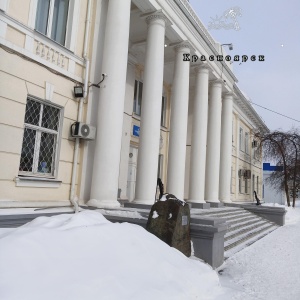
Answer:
[239, 178, 242, 193]
[157, 154, 164, 179]
[245, 178, 248, 194]
[133, 80, 143, 116]
[35, 0, 70, 45]
[239, 127, 243, 151]
[232, 120, 234, 144]
[161, 95, 166, 127]
[19, 98, 62, 177]
[245, 132, 249, 154]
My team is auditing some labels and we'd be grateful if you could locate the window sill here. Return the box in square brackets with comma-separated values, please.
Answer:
[15, 176, 62, 188]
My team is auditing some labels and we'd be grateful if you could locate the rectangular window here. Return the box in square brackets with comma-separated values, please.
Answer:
[245, 178, 248, 194]
[245, 132, 249, 154]
[35, 0, 70, 45]
[157, 154, 164, 179]
[232, 120, 234, 144]
[19, 97, 62, 177]
[239, 178, 242, 193]
[133, 80, 143, 116]
[239, 127, 243, 151]
[161, 96, 166, 127]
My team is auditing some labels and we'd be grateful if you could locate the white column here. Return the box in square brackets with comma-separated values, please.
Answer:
[188, 65, 210, 203]
[205, 80, 223, 202]
[134, 13, 166, 204]
[167, 43, 191, 199]
[88, 0, 131, 208]
[219, 93, 234, 202]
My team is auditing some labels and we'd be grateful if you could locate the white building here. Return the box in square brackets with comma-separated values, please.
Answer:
[0, 0, 268, 209]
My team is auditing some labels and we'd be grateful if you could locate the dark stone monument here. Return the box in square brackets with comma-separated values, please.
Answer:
[146, 194, 191, 257]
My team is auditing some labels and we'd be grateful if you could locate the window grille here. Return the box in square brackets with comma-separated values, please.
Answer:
[19, 98, 62, 177]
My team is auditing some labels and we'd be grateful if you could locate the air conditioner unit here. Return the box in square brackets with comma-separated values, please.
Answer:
[252, 140, 258, 148]
[71, 122, 96, 140]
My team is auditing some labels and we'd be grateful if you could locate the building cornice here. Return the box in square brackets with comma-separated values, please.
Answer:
[171, 0, 238, 83]
[233, 84, 269, 133]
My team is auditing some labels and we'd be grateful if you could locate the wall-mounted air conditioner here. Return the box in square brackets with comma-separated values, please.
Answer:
[71, 122, 96, 140]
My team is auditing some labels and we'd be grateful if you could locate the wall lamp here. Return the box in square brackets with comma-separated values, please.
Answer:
[89, 73, 108, 88]
[221, 43, 233, 50]
[74, 86, 84, 98]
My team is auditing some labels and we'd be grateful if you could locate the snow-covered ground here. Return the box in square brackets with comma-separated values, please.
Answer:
[0, 202, 299, 300]
[218, 202, 300, 300]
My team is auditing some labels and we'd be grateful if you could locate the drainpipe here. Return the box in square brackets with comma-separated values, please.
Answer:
[70, 0, 92, 212]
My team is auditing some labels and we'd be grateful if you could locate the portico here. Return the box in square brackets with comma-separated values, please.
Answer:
[86, 1, 251, 208]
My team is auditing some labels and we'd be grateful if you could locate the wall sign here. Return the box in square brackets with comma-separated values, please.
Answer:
[133, 125, 140, 137]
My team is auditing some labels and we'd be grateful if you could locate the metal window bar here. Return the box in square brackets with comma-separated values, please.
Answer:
[19, 98, 61, 177]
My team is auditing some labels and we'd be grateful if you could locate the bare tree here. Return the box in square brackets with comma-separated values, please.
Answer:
[255, 129, 300, 207]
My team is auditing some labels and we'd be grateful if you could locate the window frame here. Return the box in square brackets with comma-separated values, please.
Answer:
[244, 132, 249, 154]
[239, 127, 244, 151]
[161, 95, 167, 127]
[157, 154, 164, 180]
[30, 0, 79, 50]
[133, 80, 143, 116]
[19, 96, 63, 179]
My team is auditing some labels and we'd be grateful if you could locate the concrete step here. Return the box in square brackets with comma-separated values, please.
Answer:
[224, 223, 278, 252]
[224, 225, 279, 259]
[193, 208, 245, 217]
[225, 220, 270, 241]
[225, 215, 260, 226]
[227, 218, 267, 232]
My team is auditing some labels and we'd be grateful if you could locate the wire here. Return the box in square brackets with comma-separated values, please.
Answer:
[248, 100, 300, 123]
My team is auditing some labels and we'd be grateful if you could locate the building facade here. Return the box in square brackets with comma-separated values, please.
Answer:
[0, 0, 268, 209]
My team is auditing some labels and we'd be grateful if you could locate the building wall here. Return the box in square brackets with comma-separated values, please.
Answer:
[0, 0, 92, 207]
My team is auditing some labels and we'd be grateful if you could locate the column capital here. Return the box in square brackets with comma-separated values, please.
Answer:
[170, 41, 194, 53]
[192, 62, 211, 74]
[222, 92, 235, 100]
[209, 79, 223, 88]
[141, 10, 172, 26]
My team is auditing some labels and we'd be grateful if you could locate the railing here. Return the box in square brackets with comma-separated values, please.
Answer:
[0, 11, 84, 82]
[35, 41, 68, 70]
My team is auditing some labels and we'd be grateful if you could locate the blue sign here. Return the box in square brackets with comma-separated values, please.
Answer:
[133, 125, 140, 137]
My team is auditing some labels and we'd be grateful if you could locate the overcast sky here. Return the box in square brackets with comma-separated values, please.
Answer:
[189, 0, 300, 132]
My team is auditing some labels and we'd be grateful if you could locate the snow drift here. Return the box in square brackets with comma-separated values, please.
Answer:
[0, 210, 227, 300]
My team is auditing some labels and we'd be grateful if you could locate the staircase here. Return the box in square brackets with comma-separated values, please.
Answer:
[191, 206, 279, 259]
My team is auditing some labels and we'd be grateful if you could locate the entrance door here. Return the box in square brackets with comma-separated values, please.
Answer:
[127, 146, 138, 201]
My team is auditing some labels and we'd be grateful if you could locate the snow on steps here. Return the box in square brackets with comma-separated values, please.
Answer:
[192, 207, 279, 258]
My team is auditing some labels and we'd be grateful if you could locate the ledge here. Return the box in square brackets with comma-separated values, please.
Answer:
[15, 177, 62, 188]
[242, 205, 287, 226]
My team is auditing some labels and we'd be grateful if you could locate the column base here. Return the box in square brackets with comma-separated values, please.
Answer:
[124, 202, 153, 209]
[189, 202, 211, 209]
[206, 201, 224, 208]
[87, 199, 121, 209]
[220, 199, 232, 204]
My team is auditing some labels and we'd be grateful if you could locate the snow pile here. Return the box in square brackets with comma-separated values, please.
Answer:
[160, 193, 186, 206]
[0, 210, 227, 300]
